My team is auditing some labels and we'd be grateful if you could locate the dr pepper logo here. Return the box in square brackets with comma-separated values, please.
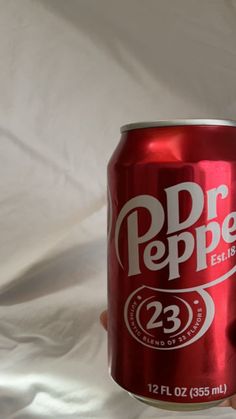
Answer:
[115, 182, 236, 288]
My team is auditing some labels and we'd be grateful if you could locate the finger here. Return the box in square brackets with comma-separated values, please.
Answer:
[219, 399, 230, 407]
[219, 395, 236, 409]
[100, 310, 108, 330]
[230, 394, 236, 409]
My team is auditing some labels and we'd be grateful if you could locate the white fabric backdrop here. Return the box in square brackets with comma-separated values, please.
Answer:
[0, 0, 236, 417]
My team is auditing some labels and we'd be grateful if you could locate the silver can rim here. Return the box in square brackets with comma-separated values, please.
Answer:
[120, 119, 236, 133]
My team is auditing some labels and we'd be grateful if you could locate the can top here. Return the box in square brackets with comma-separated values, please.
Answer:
[120, 119, 236, 133]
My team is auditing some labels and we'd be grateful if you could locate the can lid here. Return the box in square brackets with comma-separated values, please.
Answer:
[120, 119, 236, 133]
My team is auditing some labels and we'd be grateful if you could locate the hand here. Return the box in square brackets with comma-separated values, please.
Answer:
[100, 310, 236, 409]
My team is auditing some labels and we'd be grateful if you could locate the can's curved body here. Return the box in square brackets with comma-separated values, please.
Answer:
[107, 120, 236, 411]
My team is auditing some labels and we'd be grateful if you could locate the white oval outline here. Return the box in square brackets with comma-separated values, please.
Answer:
[124, 286, 215, 350]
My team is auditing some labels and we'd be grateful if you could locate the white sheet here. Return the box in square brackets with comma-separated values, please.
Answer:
[0, 0, 236, 417]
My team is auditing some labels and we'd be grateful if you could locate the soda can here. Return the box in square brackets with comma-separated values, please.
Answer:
[107, 120, 236, 411]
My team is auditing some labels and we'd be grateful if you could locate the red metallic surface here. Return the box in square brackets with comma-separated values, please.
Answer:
[107, 124, 236, 406]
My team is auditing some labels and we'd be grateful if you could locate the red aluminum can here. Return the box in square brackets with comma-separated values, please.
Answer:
[107, 120, 236, 411]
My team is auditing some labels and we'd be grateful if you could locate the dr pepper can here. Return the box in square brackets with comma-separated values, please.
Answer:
[107, 120, 236, 411]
